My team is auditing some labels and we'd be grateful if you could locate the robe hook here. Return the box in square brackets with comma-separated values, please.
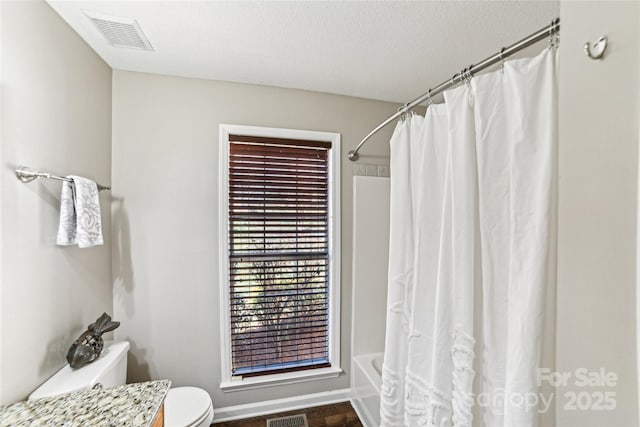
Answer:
[584, 36, 607, 60]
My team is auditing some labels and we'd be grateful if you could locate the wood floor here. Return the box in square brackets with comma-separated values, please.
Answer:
[213, 401, 363, 427]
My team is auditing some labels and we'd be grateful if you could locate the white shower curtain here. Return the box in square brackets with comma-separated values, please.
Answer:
[381, 48, 558, 427]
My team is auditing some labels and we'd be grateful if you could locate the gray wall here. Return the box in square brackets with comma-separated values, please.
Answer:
[111, 70, 395, 407]
[557, 2, 639, 426]
[0, 1, 113, 404]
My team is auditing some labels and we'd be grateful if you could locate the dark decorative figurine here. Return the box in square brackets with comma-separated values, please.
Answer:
[66, 312, 120, 369]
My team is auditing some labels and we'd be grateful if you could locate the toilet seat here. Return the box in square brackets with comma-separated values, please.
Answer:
[164, 387, 214, 427]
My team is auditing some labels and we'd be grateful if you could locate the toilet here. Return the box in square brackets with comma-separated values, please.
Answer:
[28, 340, 214, 427]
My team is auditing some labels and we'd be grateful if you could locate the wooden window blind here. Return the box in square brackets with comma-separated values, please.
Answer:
[228, 134, 332, 377]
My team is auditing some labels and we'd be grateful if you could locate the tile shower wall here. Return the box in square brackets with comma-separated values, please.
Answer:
[352, 163, 390, 178]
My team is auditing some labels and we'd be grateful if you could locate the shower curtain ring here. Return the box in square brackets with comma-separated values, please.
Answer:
[549, 18, 560, 47]
[463, 66, 473, 87]
[426, 89, 434, 106]
[397, 103, 410, 121]
[499, 48, 507, 72]
[459, 67, 467, 86]
[453, 74, 459, 87]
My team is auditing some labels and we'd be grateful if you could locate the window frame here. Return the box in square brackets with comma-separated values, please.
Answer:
[218, 124, 342, 391]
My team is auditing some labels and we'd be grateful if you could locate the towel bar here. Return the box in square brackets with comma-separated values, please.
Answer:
[15, 166, 111, 191]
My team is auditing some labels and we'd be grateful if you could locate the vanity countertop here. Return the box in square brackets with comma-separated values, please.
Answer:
[0, 379, 171, 427]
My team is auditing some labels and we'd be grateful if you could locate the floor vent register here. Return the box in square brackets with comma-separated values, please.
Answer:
[266, 414, 309, 427]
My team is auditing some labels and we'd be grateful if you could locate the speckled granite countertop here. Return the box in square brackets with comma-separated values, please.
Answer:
[0, 379, 171, 427]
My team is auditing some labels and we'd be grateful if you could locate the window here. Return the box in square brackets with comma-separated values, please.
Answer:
[219, 125, 341, 390]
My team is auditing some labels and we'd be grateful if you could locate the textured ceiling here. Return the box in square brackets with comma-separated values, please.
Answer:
[47, 1, 559, 104]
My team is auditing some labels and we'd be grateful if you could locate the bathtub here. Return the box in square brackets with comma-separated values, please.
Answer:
[351, 353, 383, 427]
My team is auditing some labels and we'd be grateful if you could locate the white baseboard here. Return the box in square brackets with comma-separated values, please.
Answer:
[212, 388, 351, 423]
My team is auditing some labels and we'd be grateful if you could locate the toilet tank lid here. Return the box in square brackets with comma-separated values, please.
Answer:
[28, 341, 130, 401]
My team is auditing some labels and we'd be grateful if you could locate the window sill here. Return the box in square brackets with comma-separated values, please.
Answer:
[220, 366, 343, 392]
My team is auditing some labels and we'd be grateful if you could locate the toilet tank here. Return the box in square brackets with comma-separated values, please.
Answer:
[28, 340, 130, 400]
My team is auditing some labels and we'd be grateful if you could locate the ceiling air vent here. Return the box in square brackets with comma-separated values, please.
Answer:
[83, 11, 154, 51]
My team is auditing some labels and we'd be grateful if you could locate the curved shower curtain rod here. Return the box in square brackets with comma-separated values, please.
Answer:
[348, 18, 560, 162]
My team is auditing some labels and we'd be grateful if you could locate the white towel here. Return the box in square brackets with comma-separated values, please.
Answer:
[56, 176, 104, 248]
